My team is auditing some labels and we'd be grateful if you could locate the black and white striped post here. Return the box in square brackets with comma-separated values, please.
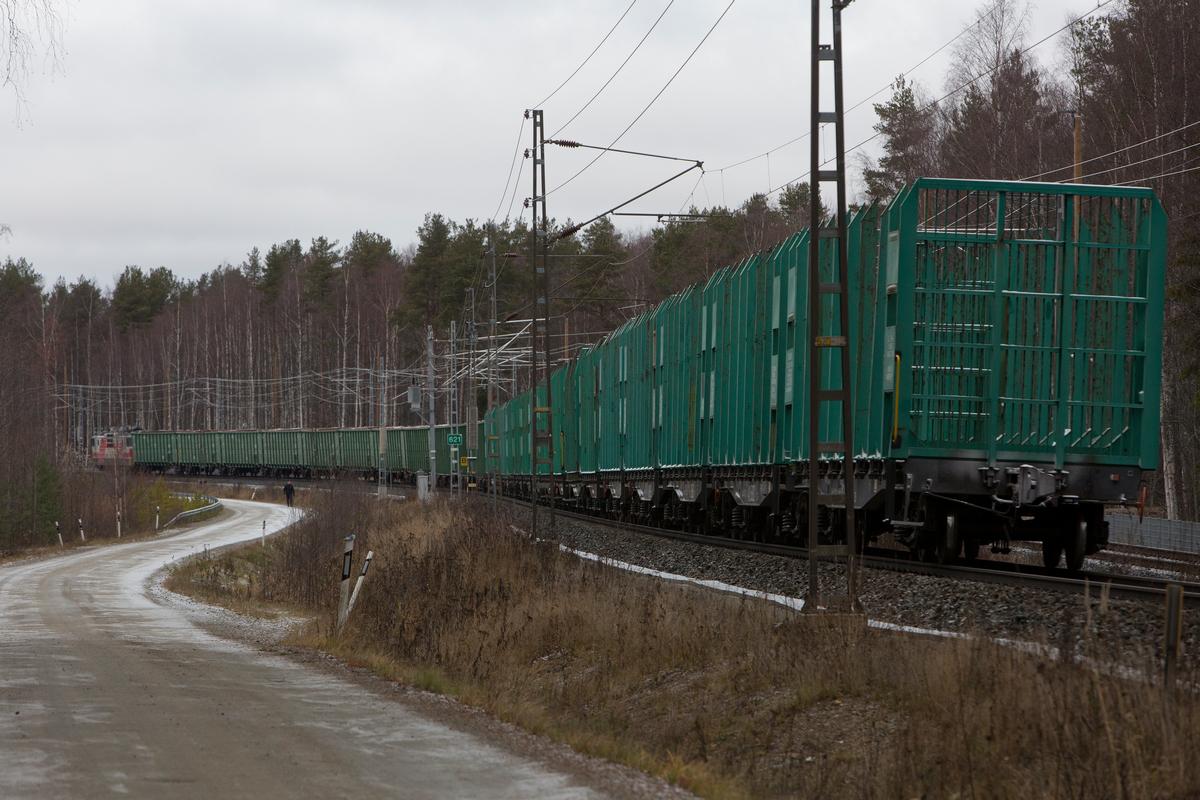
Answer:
[116, 510, 122, 538]
[78, 518, 85, 542]
[337, 536, 355, 635]
[56, 521, 62, 547]
[261, 520, 266, 548]
[156, 505, 160, 531]
[347, 550, 374, 619]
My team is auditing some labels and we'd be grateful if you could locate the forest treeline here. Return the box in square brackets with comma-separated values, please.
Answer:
[1, 0, 1197, 551]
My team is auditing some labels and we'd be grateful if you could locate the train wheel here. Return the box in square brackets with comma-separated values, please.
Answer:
[1042, 538, 1063, 569]
[962, 538, 980, 560]
[935, 512, 960, 564]
[1064, 518, 1087, 572]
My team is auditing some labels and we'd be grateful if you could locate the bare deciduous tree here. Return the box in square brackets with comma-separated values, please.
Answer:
[2, 0, 67, 120]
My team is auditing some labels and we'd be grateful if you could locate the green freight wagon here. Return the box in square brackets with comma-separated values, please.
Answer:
[222, 431, 260, 473]
[132, 432, 176, 472]
[338, 429, 380, 474]
[489, 178, 1165, 570]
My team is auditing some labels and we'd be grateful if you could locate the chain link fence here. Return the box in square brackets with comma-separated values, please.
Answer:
[1106, 514, 1200, 555]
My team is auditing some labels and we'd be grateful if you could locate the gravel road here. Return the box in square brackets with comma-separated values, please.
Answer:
[0, 500, 689, 800]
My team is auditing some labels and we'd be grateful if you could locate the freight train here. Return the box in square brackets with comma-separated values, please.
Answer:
[132, 178, 1166, 571]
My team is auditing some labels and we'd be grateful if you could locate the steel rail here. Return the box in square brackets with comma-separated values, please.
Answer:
[159, 476, 1200, 607]
[507, 499, 1200, 608]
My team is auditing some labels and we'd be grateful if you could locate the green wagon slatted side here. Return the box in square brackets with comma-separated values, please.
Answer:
[624, 316, 652, 473]
[175, 432, 205, 467]
[260, 430, 307, 470]
[499, 392, 531, 476]
[574, 345, 600, 475]
[342, 429, 378, 471]
[310, 431, 336, 470]
[132, 432, 175, 467]
[850, 203, 885, 457]
[386, 427, 428, 473]
[223, 431, 258, 467]
[553, 362, 577, 475]
[887, 178, 1165, 470]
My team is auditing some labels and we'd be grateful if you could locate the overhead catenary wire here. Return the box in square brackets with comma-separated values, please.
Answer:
[1070, 142, 1199, 184]
[1112, 161, 1200, 187]
[548, 0, 675, 140]
[547, 0, 738, 197]
[1021, 119, 1200, 181]
[536, 0, 640, 109]
[492, 113, 528, 223]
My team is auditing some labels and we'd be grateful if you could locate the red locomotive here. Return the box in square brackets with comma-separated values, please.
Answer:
[92, 432, 133, 469]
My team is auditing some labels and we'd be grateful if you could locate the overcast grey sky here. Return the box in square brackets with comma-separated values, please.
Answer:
[2, 0, 1093, 290]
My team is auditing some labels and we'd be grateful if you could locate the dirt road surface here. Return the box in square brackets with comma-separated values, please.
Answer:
[0, 500, 638, 799]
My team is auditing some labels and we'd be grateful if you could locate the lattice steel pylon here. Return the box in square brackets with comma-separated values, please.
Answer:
[486, 224, 501, 515]
[529, 109, 555, 538]
[806, 0, 860, 612]
[450, 320, 460, 499]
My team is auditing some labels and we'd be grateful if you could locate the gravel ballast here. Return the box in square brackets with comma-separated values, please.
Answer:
[522, 507, 1198, 675]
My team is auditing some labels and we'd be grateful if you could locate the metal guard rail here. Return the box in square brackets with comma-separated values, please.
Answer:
[162, 494, 222, 529]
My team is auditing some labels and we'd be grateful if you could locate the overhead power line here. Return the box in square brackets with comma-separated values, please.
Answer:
[549, 0, 676, 140]
[1113, 161, 1200, 187]
[1022, 119, 1200, 181]
[536, 0, 639, 108]
[1072, 142, 1198, 183]
[492, 113, 528, 224]
[548, 0, 738, 197]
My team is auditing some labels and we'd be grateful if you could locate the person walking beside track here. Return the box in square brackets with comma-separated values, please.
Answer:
[284, 481, 295, 507]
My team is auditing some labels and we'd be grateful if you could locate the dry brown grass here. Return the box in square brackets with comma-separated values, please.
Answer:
[177, 493, 1200, 799]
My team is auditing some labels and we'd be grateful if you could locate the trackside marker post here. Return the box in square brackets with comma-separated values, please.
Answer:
[337, 536, 355, 635]
[347, 550, 374, 619]
[116, 511, 121, 538]
[56, 521, 63, 547]
[78, 519, 85, 542]
[1165, 584, 1184, 708]
[156, 505, 160, 531]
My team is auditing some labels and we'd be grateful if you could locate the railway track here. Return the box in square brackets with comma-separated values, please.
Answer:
[172, 475, 1200, 608]
[509, 499, 1200, 609]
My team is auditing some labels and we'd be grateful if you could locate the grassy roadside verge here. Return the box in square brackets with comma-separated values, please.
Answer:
[0, 478, 219, 565]
[164, 488, 1200, 799]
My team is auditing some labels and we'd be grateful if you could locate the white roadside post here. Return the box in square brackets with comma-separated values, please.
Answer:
[78, 519, 85, 542]
[337, 536, 355, 636]
[116, 511, 122, 538]
[156, 505, 160, 531]
[56, 521, 62, 547]
[261, 520, 266, 549]
[346, 551, 374, 619]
